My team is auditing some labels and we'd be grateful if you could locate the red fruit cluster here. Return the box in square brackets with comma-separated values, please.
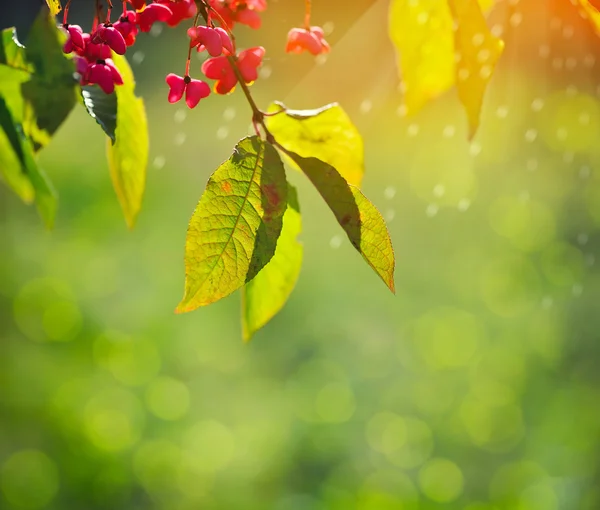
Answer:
[208, 0, 267, 30]
[61, 0, 329, 109]
[286, 26, 330, 56]
[165, 1, 267, 109]
[63, 0, 197, 93]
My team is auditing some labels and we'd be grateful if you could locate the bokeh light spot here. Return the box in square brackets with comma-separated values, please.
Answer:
[418, 458, 464, 503]
[145, 377, 190, 421]
[1, 450, 59, 510]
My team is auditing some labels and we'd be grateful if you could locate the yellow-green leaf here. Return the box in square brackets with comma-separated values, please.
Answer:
[45, 0, 62, 16]
[448, 0, 504, 138]
[107, 53, 148, 229]
[265, 102, 364, 187]
[177, 137, 288, 313]
[242, 183, 302, 342]
[285, 150, 395, 293]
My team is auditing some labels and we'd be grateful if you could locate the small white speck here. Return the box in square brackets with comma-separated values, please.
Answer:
[577, 233, 589, 246]
[153, 156, 166, 169]
[385, 209, 396, 222]
[526, 158, 538, 172]
[586, 254, 595, 266]
[216, 126, 229, 140]
[541, 296, 553, 309]
[469, 142, 482, 157]
[531, 98, 544, 112]
[174, 132, 186, 146]
[259, 65, 272, 79]
[397, 104, 408, 117]
[150, 24, 163, 37]
[384, 186, 397, 200]
[223, 107, 236, 121]
[496, 106, 508, 118]
[491, 24, 504, 38]
[433, 184, 446, 198]
[132, 51, 145, 65]
[359, 99, 373, 114]
[579, 165, 591, 179]
[458, 199, 471, 212]
[174, 109, 187, 123]
[572, 284, 583, 297]
[443, 125, 456, 138]
[509, 12, 523, 27]
[322, 21, 335, 36]
[556, 127, 568, 141]
[330, 235, 343, 249]
[525, 129, 538, 143]
[407, 124, 420, 137]
[315, 54, 328, 66]
[426, 204, 439, 217]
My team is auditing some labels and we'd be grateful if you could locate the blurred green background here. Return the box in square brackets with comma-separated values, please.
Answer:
[2, 0, 600, 508]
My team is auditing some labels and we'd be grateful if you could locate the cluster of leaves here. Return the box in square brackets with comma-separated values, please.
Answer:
[0, 4, 147, 230]
[9, 0, 600, 340]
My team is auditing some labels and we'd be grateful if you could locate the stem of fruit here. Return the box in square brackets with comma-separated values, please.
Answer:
[304, 0, 311, 30]
[198, 0, 274, 142]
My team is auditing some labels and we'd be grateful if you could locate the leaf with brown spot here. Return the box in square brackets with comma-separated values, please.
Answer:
[282, 149, 395, 293]
[177, 137, 288, 313]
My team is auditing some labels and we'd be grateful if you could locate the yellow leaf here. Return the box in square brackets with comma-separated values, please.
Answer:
[388, 0, 502, 137]
[576, 0, 600, 30]
[388, 0, 455, 115]
[45, 0, 62, 16]
[107, 53, 148, 229]
[448, 0, 504, 138]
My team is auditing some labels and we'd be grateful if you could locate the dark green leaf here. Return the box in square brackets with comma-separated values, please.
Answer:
[82, 85, 117, 143]
[177, 137, 288, 313]
[284, 149, 395, 293]
[106, 53, 147, 228]
[0, 10, 76, 151]
[0, 95, 56, 227]
[242, 183, 302, 342]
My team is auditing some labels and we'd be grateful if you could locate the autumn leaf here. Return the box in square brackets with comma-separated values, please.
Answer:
[177, 137, 288, 313]
[45, 0, 62, 16]
[388, 0, 501, 137]
[283, 149, 395, 293]
[106, 53, 148, 229]
[242, 183, 303, 342]
[265, 102, 364, 187]
[448, 0, 504, 138]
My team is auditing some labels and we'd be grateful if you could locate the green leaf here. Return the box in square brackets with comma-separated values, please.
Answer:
[265, 102, 365, 187]
[242, 183, 303, 342]
[0, 10, 76, 150]
[0, 95, 56, 227]
[106, 53, 148, 228]
[284, 149, 395, 293]
[82, 85, 117, 143]
[177, 136, 288, 313]
[0, 96, 34, 203]
[0, 28, 32, 72]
